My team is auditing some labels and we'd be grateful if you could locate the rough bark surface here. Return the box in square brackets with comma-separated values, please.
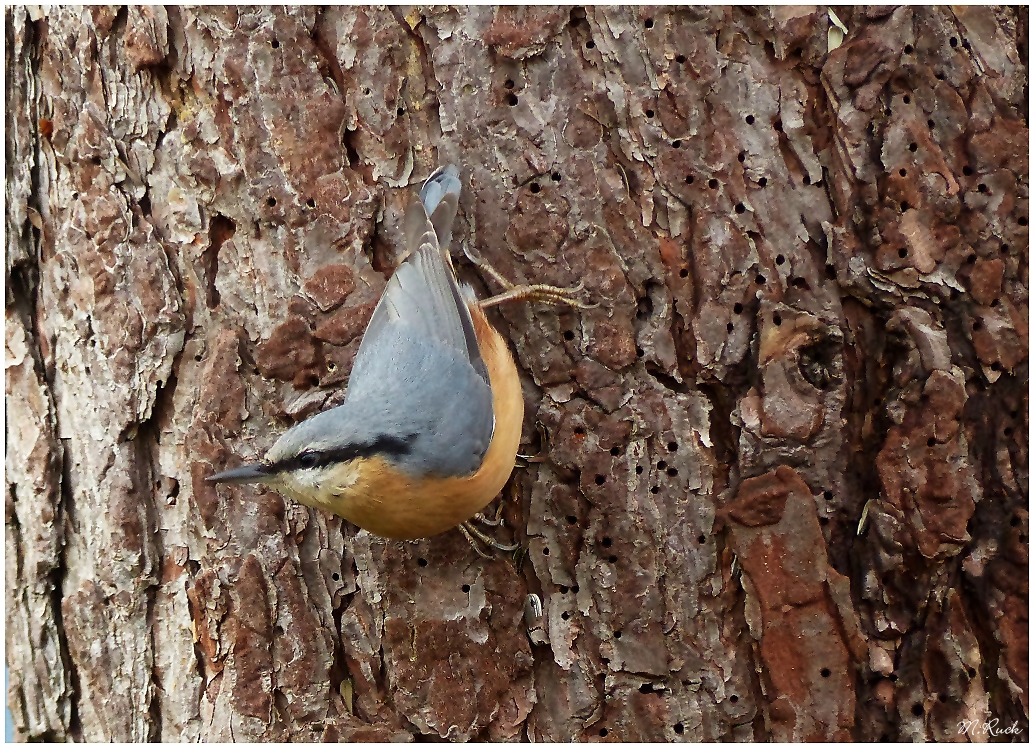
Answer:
[5, 5, 1028, 742]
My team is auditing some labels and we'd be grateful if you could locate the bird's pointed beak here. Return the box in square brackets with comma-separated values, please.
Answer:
[207, 462, 272, 484]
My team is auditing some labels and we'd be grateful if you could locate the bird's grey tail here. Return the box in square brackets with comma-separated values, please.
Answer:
[420, 164, 461, 250]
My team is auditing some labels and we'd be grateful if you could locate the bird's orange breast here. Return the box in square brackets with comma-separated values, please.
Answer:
[320, 302, 524, 540]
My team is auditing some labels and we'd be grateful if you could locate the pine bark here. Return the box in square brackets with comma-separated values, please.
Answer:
[6, 6, 1028, 742]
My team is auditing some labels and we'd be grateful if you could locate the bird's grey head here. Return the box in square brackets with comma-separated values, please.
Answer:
[206, 406, 415, 507]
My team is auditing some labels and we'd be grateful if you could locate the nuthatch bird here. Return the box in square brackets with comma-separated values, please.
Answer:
[208, 165, 584, 547]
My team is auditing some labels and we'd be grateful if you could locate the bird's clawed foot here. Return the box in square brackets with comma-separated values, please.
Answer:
[458, 502, 520, 558]
[461, 243, 594, 310]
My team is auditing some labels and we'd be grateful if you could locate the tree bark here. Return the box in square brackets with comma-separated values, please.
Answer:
[5, 5, 1028, 742]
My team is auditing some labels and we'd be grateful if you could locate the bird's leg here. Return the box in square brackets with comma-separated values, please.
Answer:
[461, 519, 520, 552]
[458, 522, 493, 558]
[517, 422, 551, 464]
[461, 243, 593, 309]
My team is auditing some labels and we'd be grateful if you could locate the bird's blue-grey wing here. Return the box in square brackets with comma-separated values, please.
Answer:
[341, 166, 494, 477]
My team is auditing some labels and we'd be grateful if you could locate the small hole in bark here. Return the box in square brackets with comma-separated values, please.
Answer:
[936, 71, 946, 80]
[462, 584, 470, 593]
[927, 437, 936, 447]
[91, 156, 101, 165]
[417, 558, 428, 567]
[644, 18, 654, 28]
[909, 142, 918, 152]
[823, 490, 833, 500]
[738, 151, 746, 163]
[507, 93, 519, 106]
[613, 630, 622, 639]
[773, 314, 782, 326]
[397, 107, 404, 116]
[963, 165, 974, 176]
[755, 274, 766, 285]
[819, 517, 829, 526]
[745, 114, 755, 124]
[733, 302, 744, 314]
[967, 667, 977, 678]
[890, 673, 898, 682]
[898, 248, 908, 258]
[938, 693, 948, 703]
[927, 119, 935, 129]
[679, 267, 688, 278]
[610, 446, 621, 456]
[585, 39, 596, 49]
[306, 198, 316, 208]
[1004, 427, 1013, 436]
[543, 547, 550, 555]
[697, 534, 706, 544]
[676, 54, 686, 63]
[949, 37, 958, 47]
[572, 584, 580, 592]
[962, 39, 971, 49]
[1018, 217, 1027, 226]
[825, 264, 836, 279]
[267, 197, 277, 207]
[599, 728, 608, 736]
[561, 611, 570, 620]
[792, 277, 808, 288]
[645, 108, 655, 118]
[730, 695, 738, 703]
[666, 467, 678, 477]
[635, 466, 644, 475]
[735, 203, 745, 214]
[1011, 516, 1021, 527]
[639, 683, 653, 694]
[758, 177, 768, 187]
[705, 178, 718, 189]
[1001, 244, 1010, 252]
[990, 298, 1000, 307]
[674, 723, 685, 734]
[726, 322, 734, 332]
[608, 555, 618, 563]
[567, 515, 577, 524]
[904, 44, 914, 54]
[911, 703, 924, 716]
[671, 140, 682, 149]
[636, 345, 644, 356]
[271, 39, 280, 48]
[551, 172, 562, 182]
[972, 320, 982, 330]
[595, 475, 606, 485]
[663, 442, 676, 454]
[650, 485, 659, 494]
[563, 330, 575, 341]
[821, 668, 831, 678]
[803, 174, 811, 185]
[900, 201, 909, 212]
[903, 95, 911, 104]
[602, 537, 612, 547]
[73, 192, 79, 200]
[966, 254, 977, 264]
[1019, 534, 1028, 543]
[332, 572, 340, 581]
[776, 254, 785, 265]
[560, 585, 569, 593]
[885, 107, 892, 116]
[990, 362, 1002, 372]
[529, 183, 541, 193]
[658, 460, 667, 469]
[363, 88, 371, 95]
[685, 174, 694, 184]
[899, 168, 907, 177]
[504, 79, 515, 89]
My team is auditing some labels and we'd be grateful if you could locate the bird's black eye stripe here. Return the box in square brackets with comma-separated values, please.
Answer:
[272, 434, 415, 474]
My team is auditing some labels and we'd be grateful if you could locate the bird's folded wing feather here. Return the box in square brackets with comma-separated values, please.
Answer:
[350, 168, 489, 387]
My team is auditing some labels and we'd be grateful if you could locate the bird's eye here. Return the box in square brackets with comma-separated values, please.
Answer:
[299, 452, 318, 469]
